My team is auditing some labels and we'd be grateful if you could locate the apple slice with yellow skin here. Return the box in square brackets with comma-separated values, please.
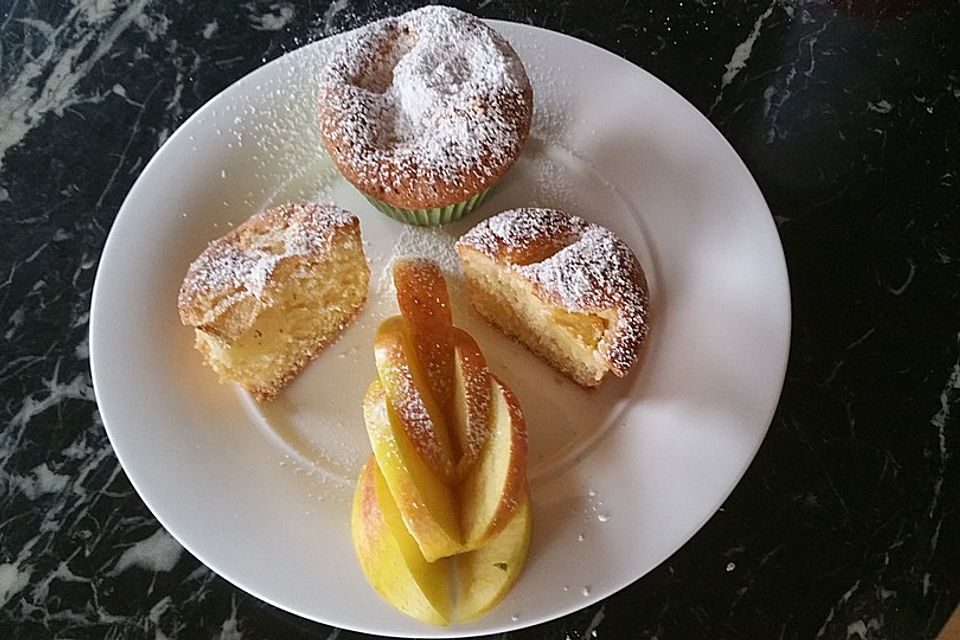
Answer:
[363, 380, 462, 562]
[460, 376, 529, 551]
[375, 315, 457, 484]
[452, 327, 492, 480]
[455, 489, 533, 622]
[393, 258, 456, 445]
[352, 456, 451, 625]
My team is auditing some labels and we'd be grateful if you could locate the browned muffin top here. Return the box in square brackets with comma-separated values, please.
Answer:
[317, 6, 533, 209]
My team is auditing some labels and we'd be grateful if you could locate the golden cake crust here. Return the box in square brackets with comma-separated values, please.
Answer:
[456, 208, 650, 381]
[317, 6, 533, 210]
[178, 203, 361, 341]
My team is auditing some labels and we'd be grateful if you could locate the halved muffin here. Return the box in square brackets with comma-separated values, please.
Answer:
[456, 208, 650, 387]
[178, 203, 369, 400]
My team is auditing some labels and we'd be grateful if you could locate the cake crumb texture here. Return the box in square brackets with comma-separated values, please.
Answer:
[178, 203, 370, 400]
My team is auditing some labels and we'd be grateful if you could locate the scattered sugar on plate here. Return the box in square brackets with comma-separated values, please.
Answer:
[376, 225, 462, 296]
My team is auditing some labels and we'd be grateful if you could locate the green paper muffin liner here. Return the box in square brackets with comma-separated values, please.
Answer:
[361, 185, 496, 226]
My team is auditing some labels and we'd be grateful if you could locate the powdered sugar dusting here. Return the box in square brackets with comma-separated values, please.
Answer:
[531, 151, 580, 211]
[465, 207, 587, 259]
[385, 366, 436, 447]
[178, 203, 357, 327]
[523, 39, 571, 144]
[376, 225, 462, 299]
[318, 6, 532, 206]
[457, 208, 650, 375]
[528, 227, 644, 320]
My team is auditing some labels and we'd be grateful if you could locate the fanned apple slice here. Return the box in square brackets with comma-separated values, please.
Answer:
[393, 258, 456, 447]
[455, 490, 533, 622]
[351, 456, 451, 625]
[375, 315, 457, 484]
[460, 376, 529, 550]
[363, 380, 462, 561]
[452, 327, 492, 479]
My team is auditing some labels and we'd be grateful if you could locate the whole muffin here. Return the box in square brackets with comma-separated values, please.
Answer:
[317, 5, 533, 226]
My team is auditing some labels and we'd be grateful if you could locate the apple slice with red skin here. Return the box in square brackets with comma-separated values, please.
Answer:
[460, 376, 529, 551]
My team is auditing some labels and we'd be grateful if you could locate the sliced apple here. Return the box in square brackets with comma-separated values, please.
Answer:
[375, 315, 456, 484]
[355, 258, 534, 624]
[393, 258, 456, 445]
[352, 456, 451, 625]
[455, 490, 533, 622]
[460, 376, 529, 550]
[363, 380, 462, 561]
[452, 327, 492, 479]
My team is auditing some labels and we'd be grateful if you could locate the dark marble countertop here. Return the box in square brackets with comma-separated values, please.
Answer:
[2, 1, 958, 638]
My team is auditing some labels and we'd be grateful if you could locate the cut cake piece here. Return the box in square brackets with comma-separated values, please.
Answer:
[456, 208, 649, 387]
[178, 203, 369, 400]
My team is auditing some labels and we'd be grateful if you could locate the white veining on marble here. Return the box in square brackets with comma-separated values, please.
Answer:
[218, 595, 242, 640]
[5, 307, 25, 340]
[8, 463, 70, 500]
[815, 579, 861, 638]
[0, 353, 161, 624]
[322, 0, 353, 32]
[760, 14, 830, 142]
[203, 19, 219, 39]
[725, 542, 786, 618]
[845, 327, 877, 352]
[77, 0, 118, 26]
[711, 0, 777, 111]
[927, 334, 959, 519]
[74, 336, 90, 360]
[109, 528, 183, 575]
[868, 99, 894, 114]
[886, 258, 917, 295]
[846, 617, 882, 639]
[0, 0, 155, 170]
[249, 3, 295, 32]
[2, 365, 95, 472]
[583, 604, 607, 637]
[94, 81, 157, 208]
[148, 594, 172, 631]
[0, 559, 32, 608]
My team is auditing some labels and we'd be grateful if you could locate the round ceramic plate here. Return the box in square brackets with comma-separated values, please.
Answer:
[90, 20, 790, 638]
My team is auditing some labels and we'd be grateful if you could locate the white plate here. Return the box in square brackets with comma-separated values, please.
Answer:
[90, 21, 790, 638]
